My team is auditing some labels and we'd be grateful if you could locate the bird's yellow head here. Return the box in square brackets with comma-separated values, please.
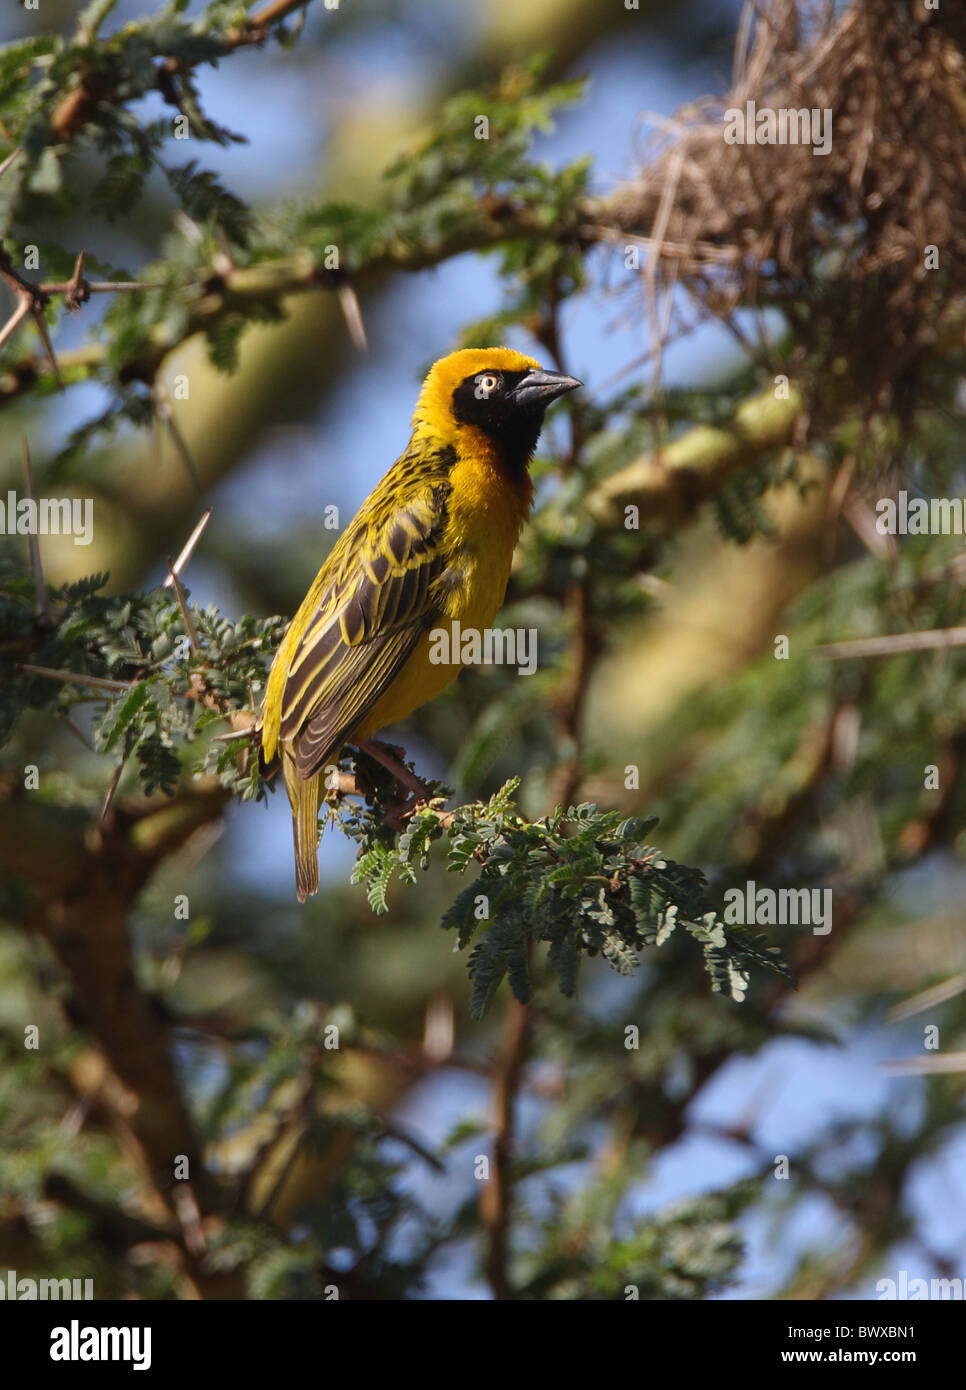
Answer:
[411, 347, 580, 475]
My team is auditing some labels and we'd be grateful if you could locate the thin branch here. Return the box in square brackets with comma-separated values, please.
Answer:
[884, 1054, 966, 1076]
[18, 663, 132, 693]
[479, 994, 530, 1300]
[550, 576, 598, 808]
[583, 385, 804, 535]
[357, 740, 436, 801]
[53, 1, 322, 139]
[244, 0, 314, 32]
[166, 556, 200, 654]
[0, 200, 594, 408]
[0, 242, 153, 377]
[152, 383, 201, 495]
[813, 628, 966, 661]
[59, 713, 96, 752]
[0, 296, 30, 351]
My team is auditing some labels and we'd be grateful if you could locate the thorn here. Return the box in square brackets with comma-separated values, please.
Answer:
[59, 1093, 93, 1138]
[59, 713, 96, 752]
[22, 437, 49, 623]
[99, 759, 125, 829]
[0, 296, 31, 351]
[423, 994, 455, 1063]
[211, 721, 259, 744]
[31, 306, 64, 391]
[17, 663, 132, 693]
[337, 282, 368, 353]
[152, 382, 201, 495]
[165, 555, 200, 654]
[212, 226, 235, 280]
[886, 973, 966, 1024]
[164, 509, 212, 587]
[65, 248, 88, 311]
[152, 403, 165, 475]
[172, 210, 203, 246]
[171, 1183, 207, 1258]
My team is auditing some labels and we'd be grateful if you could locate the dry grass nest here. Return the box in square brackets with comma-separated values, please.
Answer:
[604, 0, 966, 429]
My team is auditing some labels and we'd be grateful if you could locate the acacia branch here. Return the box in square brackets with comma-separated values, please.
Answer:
[51, 0, 325, 141]
[479, 996, 531, 1300]
[583, 387, 804, 535]
[0, 200, 598, 408]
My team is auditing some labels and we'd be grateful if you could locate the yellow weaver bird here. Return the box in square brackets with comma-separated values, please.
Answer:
[261, 347, 580, 901]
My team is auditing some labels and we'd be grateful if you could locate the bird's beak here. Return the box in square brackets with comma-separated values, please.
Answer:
[511, 368, 582, 407]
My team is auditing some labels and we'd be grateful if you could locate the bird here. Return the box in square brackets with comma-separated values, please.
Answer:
[260, 347, 581, 901]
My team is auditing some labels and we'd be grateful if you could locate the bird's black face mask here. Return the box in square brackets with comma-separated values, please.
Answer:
[451, 368, 581, 473]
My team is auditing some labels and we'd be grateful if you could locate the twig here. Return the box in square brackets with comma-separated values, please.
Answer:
[358, 740, 435, 801]
[0, 201, 604, 409]
[0, 241, 151, 376]
[18, 663, 131, 693]
[59, 713, 96, 752]
[166, 556, 200, 654]
[0, 296, 30, 351]
[232, 0, 318, 44]
[883, 1054, 966, 1076]
[479, 994, 530, 1300]
[550, 576, 599, 809]
[152, 382, 201, 495]
[0, 252, 64, 389]
[813, 628, 966, 660]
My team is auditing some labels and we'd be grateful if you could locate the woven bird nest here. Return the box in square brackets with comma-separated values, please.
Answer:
[608, 0, 966, 426]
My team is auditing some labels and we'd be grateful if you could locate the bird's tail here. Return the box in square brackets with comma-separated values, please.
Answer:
[281, 744, 321, 902]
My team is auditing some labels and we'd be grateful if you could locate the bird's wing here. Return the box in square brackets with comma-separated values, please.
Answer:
[277, 478, 454, 780]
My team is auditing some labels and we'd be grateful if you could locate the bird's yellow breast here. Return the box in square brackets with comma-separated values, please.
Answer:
[354, 440, 531, 739]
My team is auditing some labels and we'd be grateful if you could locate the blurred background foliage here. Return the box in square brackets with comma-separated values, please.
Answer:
[2, 0, 966, 1300]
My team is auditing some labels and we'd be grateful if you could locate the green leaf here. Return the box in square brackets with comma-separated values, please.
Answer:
[101, 680, 151, 753]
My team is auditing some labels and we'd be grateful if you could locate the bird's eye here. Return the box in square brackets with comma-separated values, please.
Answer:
[475, 373, 500, 399]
